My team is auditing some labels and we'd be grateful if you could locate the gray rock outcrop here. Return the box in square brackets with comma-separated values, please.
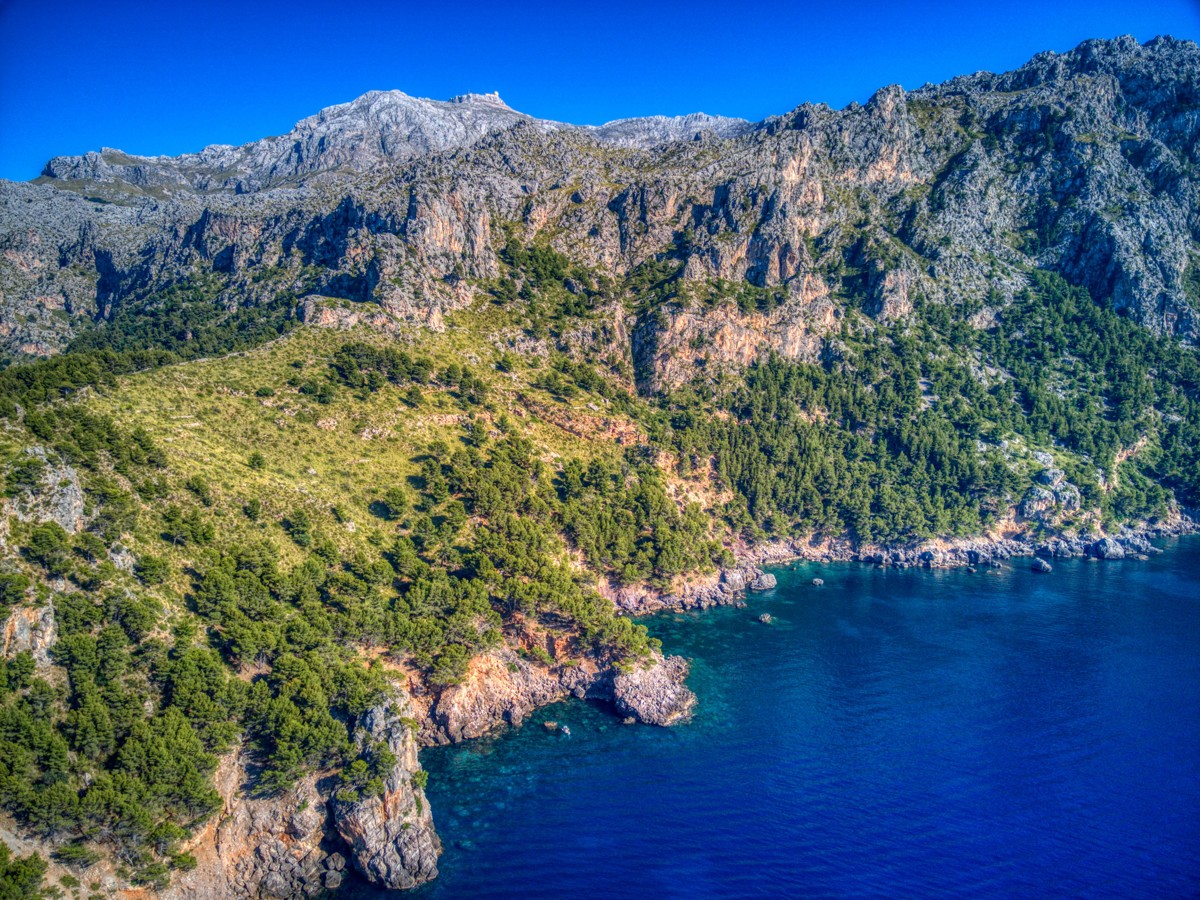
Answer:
[333, 693, 441, 891]
[162, 684, 440, 897]
[4, 448, 86, 535]
[1090, 537, 1127, 560]
[749, 572, 778, 591]
[612, 655, 696, 726]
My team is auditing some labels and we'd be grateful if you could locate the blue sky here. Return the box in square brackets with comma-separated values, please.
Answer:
[1, 0, 1198, 181]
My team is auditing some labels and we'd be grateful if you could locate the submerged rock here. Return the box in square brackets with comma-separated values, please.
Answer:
[1032, 558, 1053, 573]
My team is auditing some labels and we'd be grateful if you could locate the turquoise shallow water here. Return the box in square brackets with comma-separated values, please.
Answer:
[352, 537, 1200, 898]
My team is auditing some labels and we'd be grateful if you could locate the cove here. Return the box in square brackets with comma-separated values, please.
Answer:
[353, 537, 1200, 897]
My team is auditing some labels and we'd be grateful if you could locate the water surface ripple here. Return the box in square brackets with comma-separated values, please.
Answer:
[357, 537, 1200, 898]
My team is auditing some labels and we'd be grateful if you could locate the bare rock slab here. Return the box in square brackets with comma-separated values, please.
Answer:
[612, 655, 696, 726]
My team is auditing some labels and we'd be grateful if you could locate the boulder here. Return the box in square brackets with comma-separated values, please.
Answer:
[720, 569, 747, 592]
[749, 572, 777, 591]
[1031, 558, 1053, 573]
[1091, 538, 1126, 560]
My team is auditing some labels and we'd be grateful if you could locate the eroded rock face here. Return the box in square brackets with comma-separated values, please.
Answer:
[161, 752, 333, 899]
[333, 694, 441, 891]
[749, 572, 778, 591]
[4, 448, 86, 535]
[163, 683, 440, 897]
[1, 603, 56, 667]
[421, 647, 696, 745]
[612, 655, 696, 726]
[3, 37, 1199, 362]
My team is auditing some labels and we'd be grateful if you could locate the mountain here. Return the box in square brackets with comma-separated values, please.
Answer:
[2, 34, 1199, 365]
[0, 35, 1198, 898]
[35, 90, 749, 196]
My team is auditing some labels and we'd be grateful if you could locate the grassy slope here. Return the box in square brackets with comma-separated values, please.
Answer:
[82, 307, 643, 597]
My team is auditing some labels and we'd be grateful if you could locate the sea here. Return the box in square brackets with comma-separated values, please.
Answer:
[353, 536, 1200, 898]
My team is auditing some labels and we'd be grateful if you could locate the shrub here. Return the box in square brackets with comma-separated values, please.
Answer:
[380, 487, 408, 521]
[134, 555, 170, 586]
[24, 523, 71, 576]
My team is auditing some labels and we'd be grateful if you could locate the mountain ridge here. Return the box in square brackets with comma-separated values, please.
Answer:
[37, 88, 752, 195]
[1, 34, 1200, 898]
[3, 33, 1199, 359]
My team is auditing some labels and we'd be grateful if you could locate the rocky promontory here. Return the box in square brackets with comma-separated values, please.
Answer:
[333, 695, 441, 891]
[613, 655, 696, 726]
[419, 646, 696, 745]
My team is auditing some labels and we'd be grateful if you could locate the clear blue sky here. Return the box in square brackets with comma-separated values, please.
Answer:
[1, 0, 1198, 181]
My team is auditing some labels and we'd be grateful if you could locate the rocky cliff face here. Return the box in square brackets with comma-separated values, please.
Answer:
[419, 646, 696, 745]
[2, 36, 1197, 369]
[332, 693, 441, 891]
[157, 684, 439, 898]
[159, 752, 335, 898]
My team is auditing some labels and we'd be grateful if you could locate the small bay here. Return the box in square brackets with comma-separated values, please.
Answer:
[354, 537, 1200, 897]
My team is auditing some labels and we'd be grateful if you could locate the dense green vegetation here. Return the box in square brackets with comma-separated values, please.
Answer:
[0, 325, 673, 885]
[657, 271, 1199, 543]
[0, 272, 298, 418]
[0, 251, 1196, 892]
[0, 843, 46, 899]
[67, 273, 297, 360]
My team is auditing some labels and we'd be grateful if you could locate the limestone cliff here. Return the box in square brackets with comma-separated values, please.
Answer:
[332, 694, 441, 891]
[2, 36, 1198, 367]
[155, 684, 439, 898]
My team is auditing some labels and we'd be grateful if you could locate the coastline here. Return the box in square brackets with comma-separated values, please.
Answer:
[11, 517, 1194, 896]
[607, 513, 1198, 616]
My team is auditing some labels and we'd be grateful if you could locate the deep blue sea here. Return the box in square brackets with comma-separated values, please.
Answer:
[360, 537, 1200, 898]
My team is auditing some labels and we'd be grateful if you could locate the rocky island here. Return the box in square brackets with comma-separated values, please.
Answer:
[0, 34, 1198, 896]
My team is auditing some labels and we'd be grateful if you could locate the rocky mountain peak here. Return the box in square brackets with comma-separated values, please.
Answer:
[447, 91, 510, 108]
[6, 34, 1200, 361]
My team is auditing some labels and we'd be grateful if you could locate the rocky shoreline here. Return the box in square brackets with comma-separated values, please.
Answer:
[155, 649, 696, 897]
[610, 515, 1198, 615]
[4, 517, 1192, 896]
[416, 647, 696, 745]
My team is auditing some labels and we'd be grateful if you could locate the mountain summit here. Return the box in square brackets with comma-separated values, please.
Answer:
[3, 34, 1199, 362]
[39, 90, 750, 194]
